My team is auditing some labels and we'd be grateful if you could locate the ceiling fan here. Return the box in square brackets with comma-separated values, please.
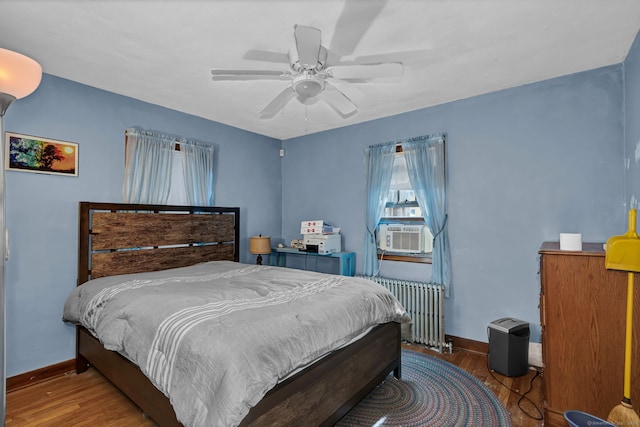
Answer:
[211, 24, 404, 119]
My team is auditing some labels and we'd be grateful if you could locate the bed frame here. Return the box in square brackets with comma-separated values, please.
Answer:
[75, 201, 401, 426]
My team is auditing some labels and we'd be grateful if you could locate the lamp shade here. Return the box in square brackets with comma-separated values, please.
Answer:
[249, 235, 271, 255]
[0, 48, 42, 100]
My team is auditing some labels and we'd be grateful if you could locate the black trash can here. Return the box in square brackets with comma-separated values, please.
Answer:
[488, 317, 530, 377]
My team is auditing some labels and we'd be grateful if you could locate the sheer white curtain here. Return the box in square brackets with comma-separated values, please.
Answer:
[180, 139, 215, 206]
[122, 128, 175, 204]
[123, 128, 216, 206]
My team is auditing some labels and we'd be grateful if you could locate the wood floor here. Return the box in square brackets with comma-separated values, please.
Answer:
[6, 343, 544, 427]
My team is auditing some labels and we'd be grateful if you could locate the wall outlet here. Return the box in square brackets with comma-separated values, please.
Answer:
[528, 342, 543, 368]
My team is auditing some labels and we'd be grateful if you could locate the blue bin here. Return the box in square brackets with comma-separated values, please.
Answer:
[564, 410, 616, 427]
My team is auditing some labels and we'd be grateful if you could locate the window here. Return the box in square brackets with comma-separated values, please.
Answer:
[377, 149, 433, 263]
[123, 128, 215, 206]
[385, 152, 422, 218]
[364, 133, 449, 288]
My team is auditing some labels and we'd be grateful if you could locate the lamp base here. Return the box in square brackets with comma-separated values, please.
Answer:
[256, 254, 263, 265]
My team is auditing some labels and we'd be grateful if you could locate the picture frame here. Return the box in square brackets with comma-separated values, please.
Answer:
[5, 132, 78, 177]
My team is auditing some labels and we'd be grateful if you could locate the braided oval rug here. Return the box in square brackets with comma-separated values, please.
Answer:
[336, 349, 512, 427]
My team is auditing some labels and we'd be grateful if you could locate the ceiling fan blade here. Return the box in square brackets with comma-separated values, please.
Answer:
[211, 69, 291, 81]
[329, 0, 387, 57]
[242, 49, 289, 64]
[294, 25, 322, 68]
[321, 82, 357, 118]
[326, 62, 403, 81]
[353, 48, 436, 66]
[260, 86, 296, 119]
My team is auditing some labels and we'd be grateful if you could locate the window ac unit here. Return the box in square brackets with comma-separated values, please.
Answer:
[378, 224, 433, 253]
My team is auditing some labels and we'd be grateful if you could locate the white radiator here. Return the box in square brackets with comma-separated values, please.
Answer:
[359, 275, 446, 352]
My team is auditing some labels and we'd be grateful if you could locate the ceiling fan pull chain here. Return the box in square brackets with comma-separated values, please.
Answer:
[304, 104, 309, 133]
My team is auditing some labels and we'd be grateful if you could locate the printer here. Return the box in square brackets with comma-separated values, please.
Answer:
[304, 234, 341, 254]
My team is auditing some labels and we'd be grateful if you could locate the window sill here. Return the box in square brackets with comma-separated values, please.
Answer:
[377, 252, 432, 264]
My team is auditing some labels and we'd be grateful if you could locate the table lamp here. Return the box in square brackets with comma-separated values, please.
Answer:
[249, 235, 271, 265]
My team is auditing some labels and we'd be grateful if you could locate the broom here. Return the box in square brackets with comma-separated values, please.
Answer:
[606, 208, 640, 427]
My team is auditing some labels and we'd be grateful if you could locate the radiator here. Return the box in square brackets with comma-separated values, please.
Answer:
[359, 275, 447, 352]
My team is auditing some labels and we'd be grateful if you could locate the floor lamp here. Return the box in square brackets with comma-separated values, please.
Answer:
[0, 48, 42, 423]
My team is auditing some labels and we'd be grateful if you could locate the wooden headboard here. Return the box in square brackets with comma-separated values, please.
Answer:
[77, 202, 240, 285]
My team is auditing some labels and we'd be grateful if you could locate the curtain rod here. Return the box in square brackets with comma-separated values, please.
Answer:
[125, 128, 182, 144]
[125, 128, 214, 149]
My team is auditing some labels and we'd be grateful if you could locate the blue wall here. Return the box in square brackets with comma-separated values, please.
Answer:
[282, 64, 626, 345]
[5, 28, 640, 375]
[3, 75, 282, 376]
[625, 31, 640, 207]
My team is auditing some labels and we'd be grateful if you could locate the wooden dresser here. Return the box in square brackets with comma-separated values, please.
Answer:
[539, 242, 640, 426]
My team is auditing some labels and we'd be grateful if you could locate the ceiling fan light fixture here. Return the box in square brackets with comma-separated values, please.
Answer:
[293, 74, 324, 99]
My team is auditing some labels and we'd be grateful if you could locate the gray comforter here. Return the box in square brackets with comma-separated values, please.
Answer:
[63, 261, 408, 427]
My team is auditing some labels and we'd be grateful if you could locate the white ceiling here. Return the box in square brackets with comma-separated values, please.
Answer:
[2, 1, 640, 140]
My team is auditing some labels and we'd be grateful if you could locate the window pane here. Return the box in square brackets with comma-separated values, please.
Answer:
[384, 205, 422, 218]
[379, 151, 430, 255]
[167, 151, 187, 205]
[389, 154, 412, 190]
[385, 153, 422, 218]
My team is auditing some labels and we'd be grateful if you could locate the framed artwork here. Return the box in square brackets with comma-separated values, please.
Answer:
[5, 132, 78, 177]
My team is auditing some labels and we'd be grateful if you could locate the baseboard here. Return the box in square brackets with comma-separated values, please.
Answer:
[445, 334, 488, 355]
[7, 359, 75, 393]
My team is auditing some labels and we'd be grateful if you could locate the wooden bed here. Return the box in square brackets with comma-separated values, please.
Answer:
[74, 201, 402, 426]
